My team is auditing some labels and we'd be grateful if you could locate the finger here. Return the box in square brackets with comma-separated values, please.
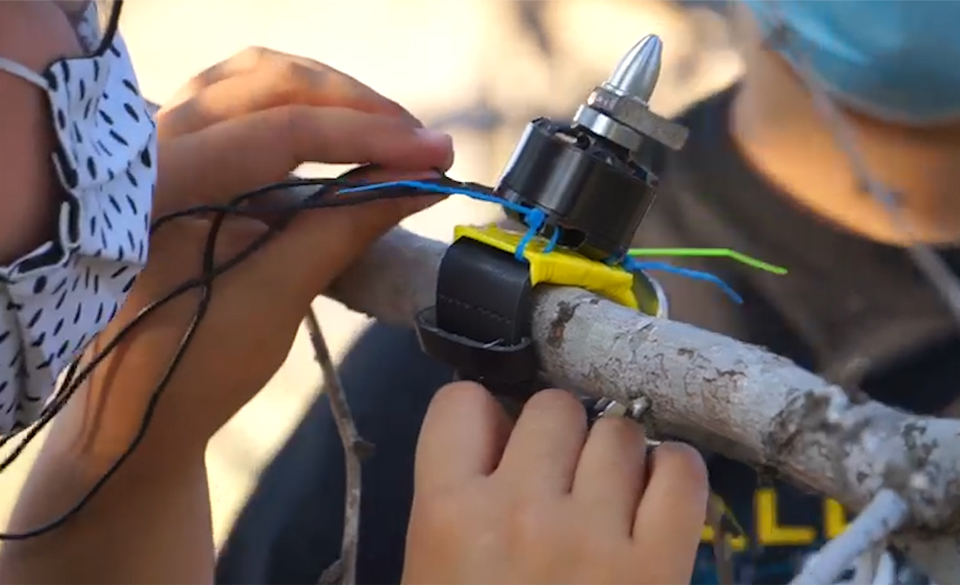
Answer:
[493, 389, 588, 497]
[159, 56, 419, 139]
[249, 189, 444, 304]
[164, 46, 416, 126]
[571, 416, 647, 537]
[631, 442, 709, 579]
[237, 163, 446, 304]
[156, 105, 453, 214]
[414, 381, 513, 494]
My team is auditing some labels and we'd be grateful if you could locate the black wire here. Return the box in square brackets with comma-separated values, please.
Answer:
[0, 169, 480, 540]
[92, 0, 124, 58]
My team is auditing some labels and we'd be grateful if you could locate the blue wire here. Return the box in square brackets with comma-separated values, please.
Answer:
[544, 226, 561, 254]
[337, 179, 544, 262]
[334, 179, 743, 304]
[337, 180, 534, 218]
[515, 208, 546, 261]
[623, 258, 743, 304]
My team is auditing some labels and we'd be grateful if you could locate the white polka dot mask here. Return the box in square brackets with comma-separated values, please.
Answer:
[0, 2, 156, 434]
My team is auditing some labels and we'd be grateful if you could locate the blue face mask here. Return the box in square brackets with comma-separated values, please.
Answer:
[741, 0, 960, 127]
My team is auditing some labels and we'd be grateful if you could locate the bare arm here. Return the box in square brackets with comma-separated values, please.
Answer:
[0, 426, 214, 585]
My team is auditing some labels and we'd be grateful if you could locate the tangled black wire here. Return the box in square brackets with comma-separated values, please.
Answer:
[0, 165, 492, 540]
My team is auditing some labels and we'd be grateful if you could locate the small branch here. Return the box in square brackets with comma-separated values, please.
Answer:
[304, 310, 374, 585]
[317, 559, 343, 585]
[790, 490, 909, 585]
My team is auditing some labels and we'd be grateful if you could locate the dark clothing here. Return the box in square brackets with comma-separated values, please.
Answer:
[216, 324, 453, 585]
[216, 86, 959, 585]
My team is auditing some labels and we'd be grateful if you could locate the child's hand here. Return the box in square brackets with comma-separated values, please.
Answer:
[154, 45, 451, 217]
[50, 47, 453, 461]
[403, 383, 708, 585]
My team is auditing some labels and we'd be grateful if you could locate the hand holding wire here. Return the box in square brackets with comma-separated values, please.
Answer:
[0, 46, 454, 542]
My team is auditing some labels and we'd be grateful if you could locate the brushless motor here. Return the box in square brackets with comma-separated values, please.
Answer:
[496, 34, 690, 262]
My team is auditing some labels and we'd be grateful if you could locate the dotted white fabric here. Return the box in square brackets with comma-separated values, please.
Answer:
[0, 33, 157, 434]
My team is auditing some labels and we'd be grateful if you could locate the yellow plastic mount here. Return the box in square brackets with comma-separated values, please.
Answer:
[453, 224, 640, 310]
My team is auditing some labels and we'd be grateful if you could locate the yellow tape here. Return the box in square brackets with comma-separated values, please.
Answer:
[453, 224, 640, 310]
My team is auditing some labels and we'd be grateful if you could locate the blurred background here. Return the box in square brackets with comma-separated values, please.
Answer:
[0, 0, 743, 549]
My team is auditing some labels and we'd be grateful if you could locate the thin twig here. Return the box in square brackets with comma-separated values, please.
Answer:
[790, 490, 910, 585]
[317, 559, 344, 585]
[305, 310, 374, 585]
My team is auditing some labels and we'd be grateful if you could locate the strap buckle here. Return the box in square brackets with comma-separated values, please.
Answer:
[414, 307, 539, 393]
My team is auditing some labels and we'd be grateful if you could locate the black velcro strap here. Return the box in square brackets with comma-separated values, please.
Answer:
[414, 237, 540, 401]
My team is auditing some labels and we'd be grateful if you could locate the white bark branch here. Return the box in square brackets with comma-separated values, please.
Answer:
[791, 489, 909, 585]
[328, 227, 960, 584]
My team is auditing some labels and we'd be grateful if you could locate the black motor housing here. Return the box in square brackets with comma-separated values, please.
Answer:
[496, 117, 658, 262]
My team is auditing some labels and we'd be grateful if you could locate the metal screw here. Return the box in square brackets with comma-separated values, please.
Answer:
[597, 398, 628, 419]
[628, 396, 652, 421]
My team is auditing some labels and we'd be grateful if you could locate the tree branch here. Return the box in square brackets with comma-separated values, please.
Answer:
[791, 489, 909, 585]
[327, 227, 960, 584]
[304, 311, 374, 585]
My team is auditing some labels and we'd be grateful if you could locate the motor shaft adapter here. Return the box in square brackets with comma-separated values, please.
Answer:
[496, 34, 690, 262]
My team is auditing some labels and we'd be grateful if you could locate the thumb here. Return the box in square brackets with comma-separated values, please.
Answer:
[248, 189, 443, 305]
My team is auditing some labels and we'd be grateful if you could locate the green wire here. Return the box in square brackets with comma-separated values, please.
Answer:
[627, 248, 788, 275]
